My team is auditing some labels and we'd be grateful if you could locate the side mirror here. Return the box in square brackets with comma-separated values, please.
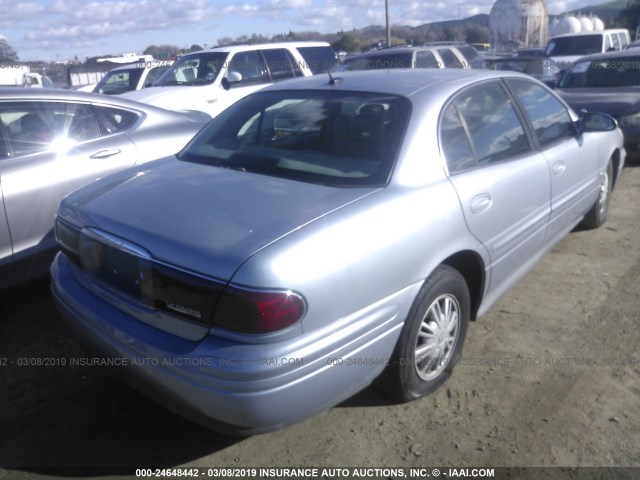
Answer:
[578, 112, 618, 132]
[221, 71, 243, 90]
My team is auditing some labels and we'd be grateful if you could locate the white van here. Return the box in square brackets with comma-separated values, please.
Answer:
[120, 42, 336, 117]
[544, 29, 631, 76]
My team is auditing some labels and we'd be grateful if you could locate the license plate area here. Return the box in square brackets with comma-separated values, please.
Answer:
[79, 229, 153, 306]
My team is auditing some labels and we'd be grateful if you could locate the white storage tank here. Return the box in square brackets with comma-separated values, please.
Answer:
[489, 0, 549, 51]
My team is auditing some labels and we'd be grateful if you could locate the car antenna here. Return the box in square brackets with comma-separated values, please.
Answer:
[328, 71, 342, 85]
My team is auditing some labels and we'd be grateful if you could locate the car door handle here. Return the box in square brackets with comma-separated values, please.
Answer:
[470, 193, 492, 214]
[90, 149, 121, 159]
[552, 161, 566, 175]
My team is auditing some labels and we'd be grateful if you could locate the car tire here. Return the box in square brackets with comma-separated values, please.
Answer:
[581, 160, 613, 229]
[384, 265, 470, 402]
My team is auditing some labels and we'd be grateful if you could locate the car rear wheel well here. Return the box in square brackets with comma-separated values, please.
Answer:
[441, 251, 485, 321]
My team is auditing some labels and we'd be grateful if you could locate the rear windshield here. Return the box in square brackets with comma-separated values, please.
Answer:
[155, 52, 229, 86]
[297, 46, 338, 74]
[558, 57, 640, 88]
[179, 90, 410, 187]
[343, 53, 414, 71]
[546, 35, 603, 57]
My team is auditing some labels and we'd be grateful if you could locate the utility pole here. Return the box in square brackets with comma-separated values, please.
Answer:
[386, 0, 391, 47]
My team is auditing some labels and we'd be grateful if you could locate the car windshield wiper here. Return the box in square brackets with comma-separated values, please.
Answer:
[220, 151, 281, 173]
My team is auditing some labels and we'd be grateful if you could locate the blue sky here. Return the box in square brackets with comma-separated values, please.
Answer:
[1, 0, 615, 61]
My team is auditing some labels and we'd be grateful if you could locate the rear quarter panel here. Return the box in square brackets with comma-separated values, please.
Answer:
[232, 180, 484, 335]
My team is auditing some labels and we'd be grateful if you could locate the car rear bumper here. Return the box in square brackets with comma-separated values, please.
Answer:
[51, 253, 411, 435]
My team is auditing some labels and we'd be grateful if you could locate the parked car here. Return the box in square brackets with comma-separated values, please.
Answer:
[554, 50, 640, 158]
[51, 69, 624, 435]
[543, 29, 631, 77]
[93, 61, 173, 95]
[0, 88, 210, 288]
[342, 46, 467, 71]
[120, 42, 337, 117]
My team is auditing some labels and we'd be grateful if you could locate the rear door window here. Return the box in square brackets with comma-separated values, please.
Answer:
[449, 82, 530, 165]
[415, 50, 440, 68]
[437, 49, 463, 68]
[261, 48, 301, 81]
[0, 102, 100, 157]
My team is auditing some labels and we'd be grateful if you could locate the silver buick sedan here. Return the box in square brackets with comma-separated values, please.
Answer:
[51, 69, 624, 434]
[0, 88, 209, 288]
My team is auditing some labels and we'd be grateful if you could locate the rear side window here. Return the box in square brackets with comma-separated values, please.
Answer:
[441, 104, 475, 173]
[455, 46, 482, 68]
[507, 79, 573, 147]
[262, 48, 301, 81]
[437, 49, 463, 68]
[296, 46, 337, 74]
[415, 51, 440, 68]
[93, 106, 141, 135]
[450, 82, 529, 165]
[620, 33, 630, 49]
[611, 33, 621, 50]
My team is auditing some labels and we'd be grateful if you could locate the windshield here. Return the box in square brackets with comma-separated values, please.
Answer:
[545, 35, 603, 57]
[94, 67, 144, 95]
[179, 90, 410, 187]
[155, 52, 229, 86]
[558, 57, 640, 88]
[343, 53, 414, 71]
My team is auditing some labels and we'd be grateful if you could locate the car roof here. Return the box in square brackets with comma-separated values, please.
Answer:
[0, 86, 180, 114]
[186, 41, 331, 56]
[549, 29, 627, 39]
[347, 46, 431, 58]
[259, 68, 532, 98]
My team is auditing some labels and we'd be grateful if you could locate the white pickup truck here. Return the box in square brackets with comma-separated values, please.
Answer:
[0, 65, 51, 88]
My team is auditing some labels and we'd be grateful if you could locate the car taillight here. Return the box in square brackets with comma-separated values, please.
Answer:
[213, 286, 306, 334]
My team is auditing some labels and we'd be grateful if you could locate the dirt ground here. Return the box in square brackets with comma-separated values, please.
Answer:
[0, 163, 639, 478]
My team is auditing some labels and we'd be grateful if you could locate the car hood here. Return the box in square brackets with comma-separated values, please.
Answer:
[556, 87, 640, 117]
[60, 158, 379, 281]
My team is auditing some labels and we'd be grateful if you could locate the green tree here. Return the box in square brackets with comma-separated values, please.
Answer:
[0, 38, 19, 62]
[331, 34, 364, 53]
[144, 44, 182, 59]
[620, 0, 640, 32]
[464, 25, 488, 44]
